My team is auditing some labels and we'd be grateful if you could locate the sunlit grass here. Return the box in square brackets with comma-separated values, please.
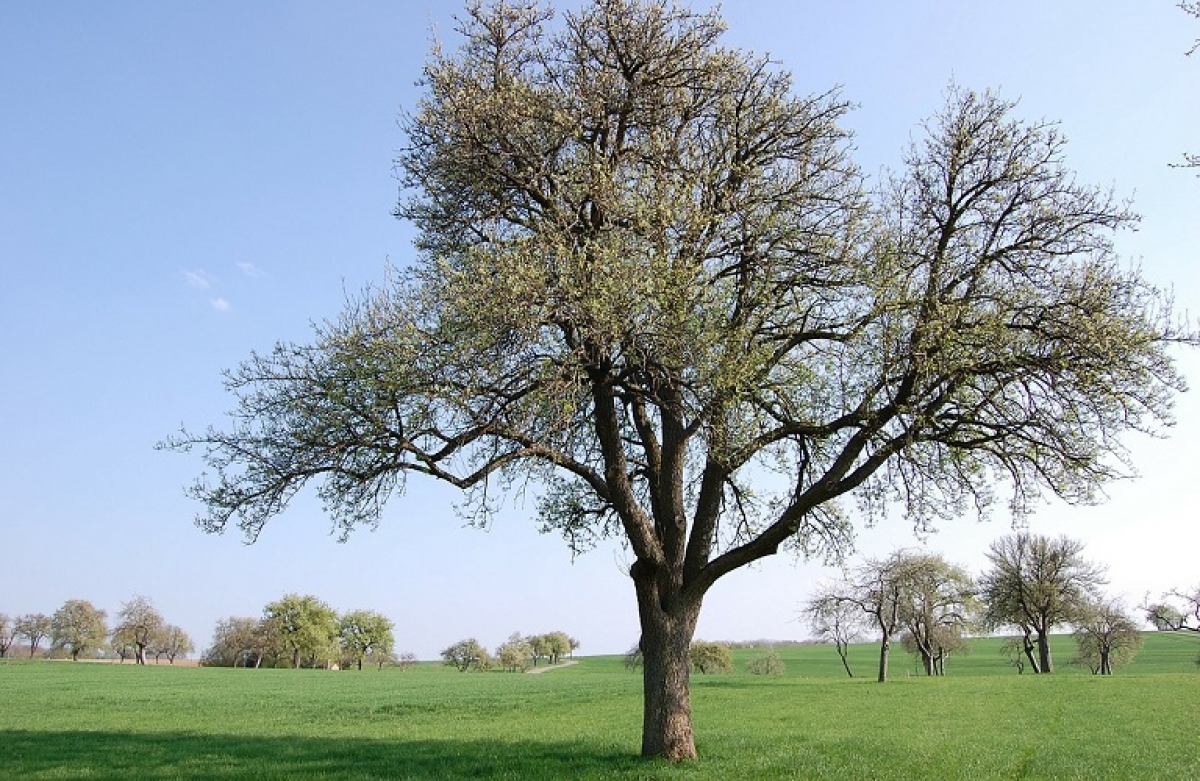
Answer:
[0, 632, 1196, 778]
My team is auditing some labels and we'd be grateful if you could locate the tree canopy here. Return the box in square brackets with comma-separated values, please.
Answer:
[165, 0, 1193, 761]
[51, 599, 107, 662]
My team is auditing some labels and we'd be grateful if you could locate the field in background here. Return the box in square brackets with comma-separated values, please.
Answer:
[1, 633, 1196, 779]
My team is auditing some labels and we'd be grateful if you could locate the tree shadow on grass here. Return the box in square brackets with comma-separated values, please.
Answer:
[1, 729, 667, 779]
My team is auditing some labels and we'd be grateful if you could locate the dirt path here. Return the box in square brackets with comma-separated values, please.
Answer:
[526, 660, 579, 674]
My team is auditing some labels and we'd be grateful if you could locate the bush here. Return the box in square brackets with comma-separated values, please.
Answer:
[690, 641, 733, 674]
[747, 648, 786, 676]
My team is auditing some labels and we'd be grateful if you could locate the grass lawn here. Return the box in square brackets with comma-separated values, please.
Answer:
[0, 632, 1196, 779]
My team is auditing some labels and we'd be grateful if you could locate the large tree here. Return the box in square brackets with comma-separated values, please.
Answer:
[978, 533, 1106, 673]
[164, 0, 1192, 761]
[51, 599, 107, 661]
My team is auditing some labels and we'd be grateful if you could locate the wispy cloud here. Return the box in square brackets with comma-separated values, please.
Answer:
[184, 269, 213, 289]
[237, 261, 264, 277]
[210, 298, 232, 312]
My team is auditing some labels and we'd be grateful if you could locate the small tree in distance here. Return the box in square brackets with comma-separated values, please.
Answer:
[51, 599, 107, 661]
[154, 625, 195, 664]
[979, 534, 1106, 674]
[496, 633, 535, 672]
[746, 648, 786, 676]
[441, 638, 492, 672]
[15, 613, 52, 658]
[1071, 597, 1142, 675]
[264, 594, 339, 669]
[113, 596, 166, 666]
[339, 609, 395, 671]
[689, 641, 732, 674]
[805, 586, 863, 678]
[0, 614, 15, 658]
[1144, 586, 1200, 632]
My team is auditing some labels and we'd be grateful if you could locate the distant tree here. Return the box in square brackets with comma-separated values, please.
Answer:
[900, 624, 970, 677]
[203, 616, 270, 668]
[624, 643, 643, 672]
[15, 613, 52, 658]
[51, 599, 107, 661]
[154, 625, 195, 664]
[979, 534, 1105, 673]
[394, 651, 418, 671]
[0, 614, 15, 658]
[527, 634, 550, 667]
[746, 648, 786, 676]
[689, 641, 732, 674]
[1144, 586, 1200, 632]
[568, 636, 581, 658]
[1071, 597, 1143, 675]
[804, 586, 863, 678]
[891, 554, 976, 676]
[496, 633, 535, 672]
[110, 624, 137, 662]
[441, 638, 492, 672]
[163, 0, 1193, 761]
[263, 594, 339, 669]
[820, 553, 912, 683]
[339, 610, 395, 671]
[541, 631, 572, 665]
[113, 595, 166, 665]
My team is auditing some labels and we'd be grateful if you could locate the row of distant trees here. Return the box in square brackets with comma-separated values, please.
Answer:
[0, 596, 194, 664]
[441, 631, 580, 672]
[202, 594, 402, 670]
[804, 532, 1200, 681]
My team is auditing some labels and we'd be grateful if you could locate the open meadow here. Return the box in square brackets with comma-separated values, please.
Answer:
[1, 633, 1196, 779]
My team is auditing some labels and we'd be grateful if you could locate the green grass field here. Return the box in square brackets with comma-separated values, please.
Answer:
[1, 633, 1196, 779]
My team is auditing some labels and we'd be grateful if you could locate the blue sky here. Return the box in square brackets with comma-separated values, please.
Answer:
[2, 1, 1197, 660]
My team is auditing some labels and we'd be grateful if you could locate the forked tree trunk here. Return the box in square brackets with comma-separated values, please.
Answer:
[633, 565, 702, 762]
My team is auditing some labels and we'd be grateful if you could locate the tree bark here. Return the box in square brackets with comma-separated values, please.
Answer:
[1036, 632, 1053, 674]
[1021, 629, 1042, 674]
[634, 563, 702, 762]
[877, 635, 891, 683]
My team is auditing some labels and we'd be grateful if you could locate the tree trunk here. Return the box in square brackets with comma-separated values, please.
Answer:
[1021, 630, 1042, 674]
[633, 565, 702, 762]
[836, 642, 854, 677]
[877, 635, 890, 683]
[1036, 632, 1053, 674]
